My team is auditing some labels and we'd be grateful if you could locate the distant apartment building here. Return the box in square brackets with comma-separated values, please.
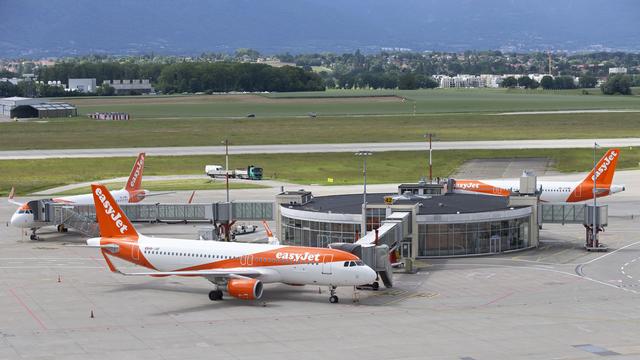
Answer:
[609, 67, 627, 75]
[103, 79, 154, 95]
[68, 78, 97, 93]
[435, 74, 502, 88]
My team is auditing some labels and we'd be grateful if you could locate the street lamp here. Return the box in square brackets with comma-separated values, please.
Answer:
[424, 133, 435, 183]
[355, 151, 372, 235]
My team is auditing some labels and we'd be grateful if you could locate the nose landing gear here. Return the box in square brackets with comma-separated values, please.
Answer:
[329, 286, 339, 303]
[29, 228, 40, 241]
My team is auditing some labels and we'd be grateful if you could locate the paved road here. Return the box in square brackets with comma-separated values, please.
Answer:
[3, 138, 640, 159]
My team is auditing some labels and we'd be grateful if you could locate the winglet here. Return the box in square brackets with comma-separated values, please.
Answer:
[582, 148, 620, 187]
[124, 153, 145, 192]
[91, 184, 138, 239]
[7, 187, 22, 206]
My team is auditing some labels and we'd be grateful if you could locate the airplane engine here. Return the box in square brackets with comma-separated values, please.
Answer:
[227, 278, 263, 300]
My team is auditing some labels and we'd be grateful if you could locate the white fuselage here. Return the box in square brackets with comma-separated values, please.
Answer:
[453, 179, 624, 202]
[10, 189, 138, 229]
[89, 235, 378, 287]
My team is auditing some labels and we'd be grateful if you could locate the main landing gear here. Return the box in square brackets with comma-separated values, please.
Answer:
[329, 286, 339, 303]
[208, 289, 223, 301]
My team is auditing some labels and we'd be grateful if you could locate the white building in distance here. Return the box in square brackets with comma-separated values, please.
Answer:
[609, 67, 627, 75]
[68, 78, 97, 93]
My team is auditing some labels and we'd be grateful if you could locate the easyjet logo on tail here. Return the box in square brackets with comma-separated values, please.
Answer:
[95, 187, 129, 234]
[128, 154, 145, 189]
[592, 150, 617, 182]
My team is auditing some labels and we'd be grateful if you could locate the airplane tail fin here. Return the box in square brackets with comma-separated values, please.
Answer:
[124, 153, 145, 192]
[581, 148, 620, 187]
[91, 184, 138, 239]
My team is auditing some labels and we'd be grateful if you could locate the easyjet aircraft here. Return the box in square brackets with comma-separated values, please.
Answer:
[85, 184, 377, 303]
[452, 148, 625, 202]
[9, 153, 151, 239]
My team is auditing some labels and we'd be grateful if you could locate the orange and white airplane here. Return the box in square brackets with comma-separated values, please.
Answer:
[85, 184, 377, 303]
[452, 148, 625, 202]
[9, 153, 151, 239]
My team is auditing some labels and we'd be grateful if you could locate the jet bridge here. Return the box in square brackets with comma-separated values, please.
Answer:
[540, 203, 608, 250]
[39, 201, 275, 237]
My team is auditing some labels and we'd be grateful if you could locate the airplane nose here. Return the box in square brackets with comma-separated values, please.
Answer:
[10, 213, 26, 228]
[364, 266, 377, 284]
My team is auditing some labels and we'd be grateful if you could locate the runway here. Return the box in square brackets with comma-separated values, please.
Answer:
[2, 138, 640, 159]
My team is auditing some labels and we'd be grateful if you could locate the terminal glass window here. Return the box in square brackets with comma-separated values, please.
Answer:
[366, 208, 386, 232]
[417, 217, 530, 257]
[281, 215, 362, 248]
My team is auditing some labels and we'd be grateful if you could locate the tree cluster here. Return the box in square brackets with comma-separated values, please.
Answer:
[539, 76, 577, 90]
[156, 63, 323, 93]
[601, 75, 632, 95]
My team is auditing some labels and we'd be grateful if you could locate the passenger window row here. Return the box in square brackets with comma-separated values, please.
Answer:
[141, 250, 320, 265]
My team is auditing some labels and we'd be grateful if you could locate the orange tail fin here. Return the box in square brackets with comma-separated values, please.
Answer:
[91, 184, 138, 239]
[581, 148, 620, 187]
[125, 153, 145, 192]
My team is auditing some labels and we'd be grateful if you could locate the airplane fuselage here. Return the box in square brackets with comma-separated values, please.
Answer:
[89, 235, 377, 287]
[453, 179, 625, 202]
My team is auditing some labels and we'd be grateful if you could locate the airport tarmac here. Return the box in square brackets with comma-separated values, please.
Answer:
[1, 173, 640, 359]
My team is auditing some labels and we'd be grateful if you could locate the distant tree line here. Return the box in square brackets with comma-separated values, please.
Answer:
[330, 69, 438, 90]
[33, 61, 323, 94]
[500, 75, 599, 90]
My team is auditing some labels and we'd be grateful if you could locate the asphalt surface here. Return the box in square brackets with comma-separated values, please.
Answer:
[1, 171, 640, 359]
[2, 138, 640, 159]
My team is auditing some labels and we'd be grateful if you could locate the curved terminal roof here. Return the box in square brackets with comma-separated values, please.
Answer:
[285, 192, 512, 215]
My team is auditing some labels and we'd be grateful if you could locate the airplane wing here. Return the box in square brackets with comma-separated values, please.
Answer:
[7, 187, 22, 206]
[142, 191, 176, 198]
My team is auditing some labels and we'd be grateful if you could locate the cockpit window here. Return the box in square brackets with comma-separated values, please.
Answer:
[355, 260, 364, 266]
[343, 261, 349, 267]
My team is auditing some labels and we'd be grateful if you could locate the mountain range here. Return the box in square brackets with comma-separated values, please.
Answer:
[1, 0, 639, 58]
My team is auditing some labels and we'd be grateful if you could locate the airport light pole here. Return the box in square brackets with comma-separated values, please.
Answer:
[355, 151, 372, 236]
[222, 138, 231, 241]
[592, 142, 599, 247]
[424, 133, 435, 183]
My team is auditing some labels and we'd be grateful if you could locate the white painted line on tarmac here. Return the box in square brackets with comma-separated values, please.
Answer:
[627, 275, 633, 279]
[584, 240, 640, 265]
[434, 263, 639, 294]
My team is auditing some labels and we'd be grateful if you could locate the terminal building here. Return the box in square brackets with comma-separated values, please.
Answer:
[275, 181, 539, 258]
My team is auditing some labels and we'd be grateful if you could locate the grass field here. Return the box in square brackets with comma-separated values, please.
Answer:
[67, 88, 640, 118]
[1, 89, 639, 150]
[3, 148, 638, 196]
[53, 179, 266, 196]
[2, 111, 640, 150]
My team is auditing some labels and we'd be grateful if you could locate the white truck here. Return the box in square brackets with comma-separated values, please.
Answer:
[205, 165, 263, 180]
